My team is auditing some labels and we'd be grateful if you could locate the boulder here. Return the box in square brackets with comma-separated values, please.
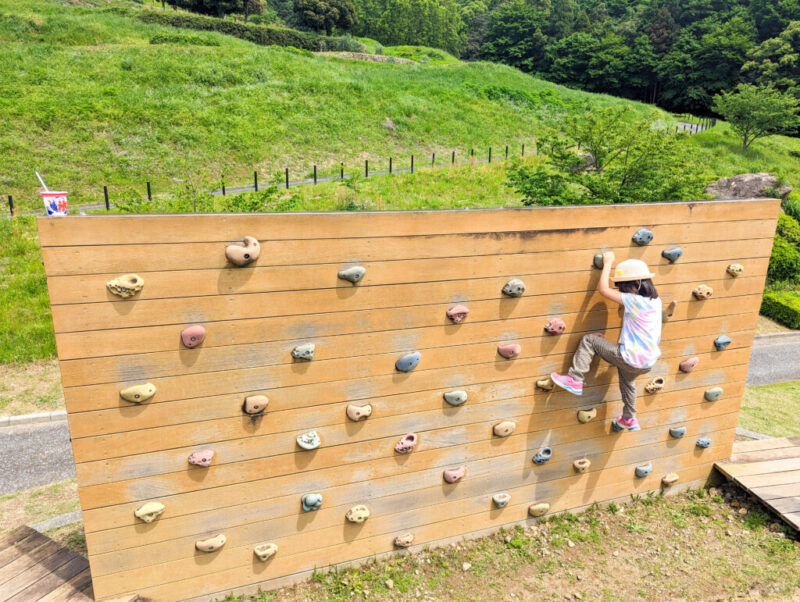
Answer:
[704, 173, 792, 200]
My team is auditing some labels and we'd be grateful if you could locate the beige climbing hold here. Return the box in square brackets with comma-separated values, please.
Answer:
[242, 395, 269, 415]
[645, 377, 665, 394]
[493, 421, 516, 437]
[536, 377, 555, 391]
[573, 458, 591, 473]
[195, 534, 226, 552]
[394, 533, 414, 548]
[106, 274, 144, 298]
[692, 284, 713, 300]
[338, 265, 366, 284]
[291, 343, 315, 360]
[345, 505, 371, 523]
[662, 473, 679, 487]
[528, 502, 550, 517]
[134, 501, 165, 523]
[254, 543, 278, 561]
[663, 300, 677, 321]
[119, 383, 156, 404]
[726, 263, 744, 277]
[346, 403, 372, 421]
[577, 408, 597, 423]
[502, 278, 526, 297]
[225, 236, 260, 266]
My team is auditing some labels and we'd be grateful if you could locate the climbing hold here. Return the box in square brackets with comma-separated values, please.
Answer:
[661, 247, 683, 263]
[573, 458, 591, 473]
[134, 502, 165, 523]
[502, 278, 526, 297]
[395, 433, 419, 454]
[528, 502, 550, 517]
[338, 265, 366, 284]
[544, 318, 567, 335]
[443, 466, 466, 483]
[346, 505, 371, 523]
[195, 534, 226, 553]
[663, 300, 677, 321]
[180, 325, 206, 349]
[492, 493, 511, 508]
[679, 357, 699, 373]
[726, 263, 744, 277]
[632, 228, 654, 246]
[536, 377, 555, 391]
[395, 351, 421, 372]
[704, 387, 723, 401]
[242, 395, 269, 415]
[692, 284, 714, 300]
[493, 421, 516, 437]
[225, 236, 260, 267]
[394, 533, 414, 548]
[296, 431, 321, 450]
[714, 335, 732, 351]
[593, 254, 604, 269]
[346, 403, 372, 422]
[635, 462, 652, 478]
[106, 274, 144, 299]
[446, 304, 470, 324]
[645, 377, 665, 394]
[301, 493, 323, 512]
[669, 426, 687, 438]
[443, 390, 468, 406]
[497, 343, 521, 359]
[254, 543, 278, 561]
[188, 449, 215, 468]
[577, 408, 597, 423]
[696, 437, 711, 448]
[662, 473, 679, 487]
[291, 343, 315, 360]
[119, 383, 156, 404]
[532, 447, 553, 465]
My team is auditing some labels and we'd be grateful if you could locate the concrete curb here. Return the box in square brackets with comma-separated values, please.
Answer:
[0, 410, 67, 428]
[753, 331, 800, 346]
[735, 426, 772, 440]
[30, 510, 82, 533]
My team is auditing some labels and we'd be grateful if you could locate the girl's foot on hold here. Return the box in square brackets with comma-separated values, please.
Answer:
[611, 415, 640, 432]
[550, 373, 583, 395]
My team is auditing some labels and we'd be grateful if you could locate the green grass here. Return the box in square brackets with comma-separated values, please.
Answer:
[382, 45, 461, 65]
[739, 380, 800, 437]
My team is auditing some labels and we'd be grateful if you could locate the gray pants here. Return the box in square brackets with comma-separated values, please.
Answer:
[567, 334, 651, 419]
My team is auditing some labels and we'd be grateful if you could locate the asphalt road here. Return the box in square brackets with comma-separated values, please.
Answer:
[746, 334, 800, 386]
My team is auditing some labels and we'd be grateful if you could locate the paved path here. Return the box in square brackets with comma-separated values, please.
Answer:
[746, 333, 800, 386]
[0, 422, 75, 496]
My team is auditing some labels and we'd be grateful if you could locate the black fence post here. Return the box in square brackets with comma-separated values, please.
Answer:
[470, 148, 474, 159]
[505, 145, 508, 159]
[221, 176, 226, 196]
[365, 160, 369, 177]
[431, 153, 435, 169]
[411, 155, 414, 174]
[451, 150, 455, 165]
[7, 195, 13, 217]
[103, 186, 109, 210]
[340, 162, 344, 180]
[522, 144, 525, 157]
[285, 168, 289, 189]
[254, 171, 258, 192]
[147, 181, 152, 201]
[389, 157, 393, 174]
[313, 165, 317, 185]
[488, 147, 492, 163]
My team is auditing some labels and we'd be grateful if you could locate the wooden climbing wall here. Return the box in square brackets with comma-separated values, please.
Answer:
[37, 199, 780, 601]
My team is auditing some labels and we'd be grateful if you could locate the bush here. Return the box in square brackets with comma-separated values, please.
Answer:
[782, 193, 800, 223]
[319, 36, 367, 52]
[767, 234, 800, 283]
[761, 290, 800, 329]
[150, 32, 221, 46]
[777, 213, 800, 246]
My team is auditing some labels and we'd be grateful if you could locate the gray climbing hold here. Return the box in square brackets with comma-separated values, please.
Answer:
[714, 335, 732, 351]
[301, 493, 323, 511]
[119, 383, 156, 404]
[727, 263, 744, 277]
[296, 431, 321, 450]
[635, 462, 652, 478]
[661, 248, 683, 263]
[528, 502, 550, 517]
[443, 390, 468, 406]
[346, 505, 371, 523]
[532, 447, 552, 465]
[632, 228, 654, 246]
[196, 534, 226, 552]
[704, 387, 723, 401]
[254, 543, 278, 561]
[492, 493, 511, 508]
[696, 437, 711, 448]
[573, 458, 591, 473]
[134, 502, 165, 523]
[669, 426, 687, 438]
[593, 254, 604, 269]
[338, 265, 366, 284]
[291, 343, 315, 360]
[242, 395, 269, 415]
[395, 351, 420, 372]
[106, 274, 144, 298]
[225, 236, 260, 267]
[502, 278, 526, 297]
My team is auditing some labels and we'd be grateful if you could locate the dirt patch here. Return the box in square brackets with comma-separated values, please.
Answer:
[0, 478, 78, 537]
[756, 314, 794, 335]
[0, 359, 64, 416]
[45, 523, 87, 557]
[317, 52, 415, 65]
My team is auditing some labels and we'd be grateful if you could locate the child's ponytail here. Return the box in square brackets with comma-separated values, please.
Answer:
[617, 279, 659, 299]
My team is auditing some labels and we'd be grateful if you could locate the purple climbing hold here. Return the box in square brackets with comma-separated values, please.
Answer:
[544, 318, 566, 335]
[632, 228, 654, 246]
[446, 304, 470, 324]
[497, 343, 521, 359]
[395, 352, 421, 372]
[181, 325, 206, 349]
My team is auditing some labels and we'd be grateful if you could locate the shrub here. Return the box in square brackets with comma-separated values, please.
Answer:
[150, 32, 221, 46]
[760, 290, 800, 329]
[777, 213, 800, 246]
[782, 193, 800, 223]
[767, 234, 800, 283]
[319, 36, 367, 52]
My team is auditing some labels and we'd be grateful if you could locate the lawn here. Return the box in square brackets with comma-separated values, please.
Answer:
[740, 381, 800, 438]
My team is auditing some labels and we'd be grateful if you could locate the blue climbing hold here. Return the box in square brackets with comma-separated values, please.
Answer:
[532, 447, 553, 465]
[714, 335, 732, 351]
[632, 228, 654, 246]
[669, 426, 687, 438]
[395, 352, 421, 372]
[696, 437, 711, 448]
[635, 462, 652, 478]
[301, 493, 323, 512]
[662, 247, 683, 262]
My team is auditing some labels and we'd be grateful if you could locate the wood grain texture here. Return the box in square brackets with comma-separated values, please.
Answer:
[36, 201, 777, 601]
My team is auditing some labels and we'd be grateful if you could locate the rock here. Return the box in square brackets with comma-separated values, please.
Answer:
[188, 449, 215, 467]
[443, 466, 466, 483]
[497, 343, 522, 359]
[382, 117, 395, 132]
[738, 507, 748, 515]
[504, 534, 513, 543]
[727, 263, 744, 277]
[225, 236, 260, 266]
[195, 534, 226, 552]
[613, 551, 619, 557]
[337, 265, 366, 284]
[577, 408, 596, 423]
[395, 433, 419, 454]
[134, 501, 165, 523]
[180, 325, 206, 348]
[106, 273, 144, 298]
[242, 394, 269, 415]
[528, 502, 550, 517]
[572, 152, 596, 172]
[296, 430, 321, 450]
[346, 403, 372, 421]
[345, 504, 371, 523]
[395, 351, 421, 372]
[493, 421, 516, 437]
[725, 529, 733, 536]
[662, 473, 679, 487]
[385, 579, 394, 589]
[544, 318, 567, 335]
[443, 390, 468, 406]
[502, 278, 526, 297]
[679, 357, 699, 373]
[704, 173, 792, 200]
[446, 304, 469, 324]
[693, 284, 714, 300]
[462, 562, 472, 571]
[254, 543, 278, 561]
[645, 376, 665, 394]
[119, 382, 156, 404]
[291, 343, 315, 360]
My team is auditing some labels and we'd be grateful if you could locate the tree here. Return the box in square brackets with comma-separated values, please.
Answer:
[480, 0, 550, 72]
[742, 21, 800, 94]
[294, 0, 356, 34]
[243, 0, 265, 22]
[712, 84, 800, 149]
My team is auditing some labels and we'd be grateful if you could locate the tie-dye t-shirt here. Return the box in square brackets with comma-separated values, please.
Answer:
[618, 293, 662, 369]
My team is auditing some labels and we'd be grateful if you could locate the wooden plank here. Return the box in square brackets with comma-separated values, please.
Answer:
[729, 446, 800, 465]
[0, 548, 76, 601]
[37, 568, 94, 602]
[728, 469, 800, 489]
[748, 483, 800, 500]
[731, 436, 800, 454]
[0, 531, 50, 571]
[0, 527, 38, 551]
[36, 200, 781, 246]
[767, 497, 800, 514]
[6, 555, 90, 602]
[717, 457, 800, 478]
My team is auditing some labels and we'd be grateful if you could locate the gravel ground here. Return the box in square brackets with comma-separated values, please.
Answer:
[0, 421, 74, 496]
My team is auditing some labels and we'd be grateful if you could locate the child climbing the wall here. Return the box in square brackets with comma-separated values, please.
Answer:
[550, 251, 662, 432]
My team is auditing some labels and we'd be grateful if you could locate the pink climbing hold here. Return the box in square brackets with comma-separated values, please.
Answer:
[180, 325, 206, 349]
[188, 449, 215, 467]
[544, 318, 566, 335]
[443, 466, 466, 483]
[446, 304, 470, 324]
[497, 343, 521, 359]
[679, 357, 699, 373]
[394, 433, 419, 454]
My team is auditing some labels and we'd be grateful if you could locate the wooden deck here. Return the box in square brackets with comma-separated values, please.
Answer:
[715, 435, 800, 531]
[0, 526, 93, 602]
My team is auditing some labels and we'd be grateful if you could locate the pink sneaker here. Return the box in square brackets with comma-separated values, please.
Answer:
[612, 415, 640, 432]
[550, 373, 583, 395]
